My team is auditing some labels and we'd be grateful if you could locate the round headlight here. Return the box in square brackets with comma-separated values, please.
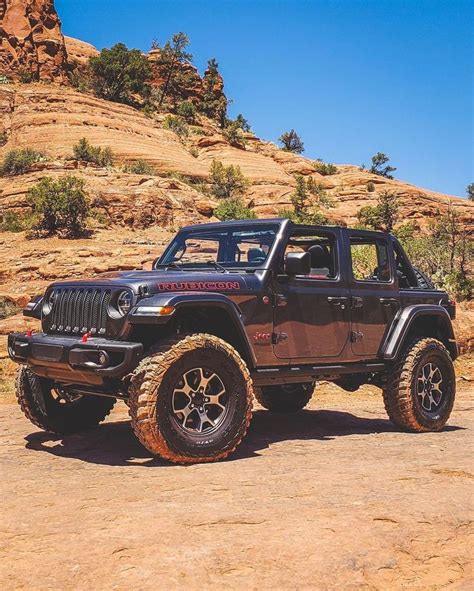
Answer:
[117, 290, 132, 316]
[42, 290, 55, 316]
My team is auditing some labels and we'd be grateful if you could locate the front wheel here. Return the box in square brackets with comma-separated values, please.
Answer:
[255, 382, 315, 413]
[16, 366, 116, 434]
[383, 338, 455, 432]
[129, 334, 253, 464]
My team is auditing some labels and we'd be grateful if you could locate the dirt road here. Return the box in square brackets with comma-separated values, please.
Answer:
[1, 375, 473, 590]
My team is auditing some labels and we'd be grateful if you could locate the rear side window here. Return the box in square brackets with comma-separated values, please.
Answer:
[350, 238, 391, 282]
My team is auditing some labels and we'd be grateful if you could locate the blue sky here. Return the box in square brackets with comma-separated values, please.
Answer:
[56, 0, 473, 197]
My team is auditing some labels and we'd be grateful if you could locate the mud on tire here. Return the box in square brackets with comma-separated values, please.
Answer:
[16, 366, 116, 434]
[128, 334, 254, 464]
[255, 382, 315, 413]
[383, 338, 455, 432]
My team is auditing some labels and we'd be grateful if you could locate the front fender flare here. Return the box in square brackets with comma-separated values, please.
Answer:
[382, 304, 458, 361]
[129, 292, 257, 366]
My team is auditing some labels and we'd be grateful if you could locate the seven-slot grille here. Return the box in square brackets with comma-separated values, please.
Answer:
[49, 287, 112, 335]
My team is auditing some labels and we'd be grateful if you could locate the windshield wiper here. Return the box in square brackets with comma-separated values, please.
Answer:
[206, 261, 227, 273]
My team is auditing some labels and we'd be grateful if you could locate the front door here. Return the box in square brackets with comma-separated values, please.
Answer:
[348, 232, 400, 358]
[272, 229, 351, 361]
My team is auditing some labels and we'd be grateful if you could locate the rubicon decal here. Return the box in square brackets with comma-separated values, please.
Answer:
[158, 281, 241, 291]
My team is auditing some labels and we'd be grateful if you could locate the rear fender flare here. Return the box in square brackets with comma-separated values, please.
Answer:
[382, 305, 457, 361]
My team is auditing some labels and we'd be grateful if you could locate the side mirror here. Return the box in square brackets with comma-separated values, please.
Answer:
[285, 252, 311, 275]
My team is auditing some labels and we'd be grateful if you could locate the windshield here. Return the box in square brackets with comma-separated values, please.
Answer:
[157, 224, 279, 270]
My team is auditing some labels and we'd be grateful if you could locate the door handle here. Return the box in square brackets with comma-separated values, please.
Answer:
[274, 294, 288, 307]
[327, 296, 349, 306]
[379, 297, 398, 306]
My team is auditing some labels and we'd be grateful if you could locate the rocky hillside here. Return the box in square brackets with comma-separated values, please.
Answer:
[0, 81, 472, 230]
[0, 0, 473, 350]
[0, 1, 472, 230]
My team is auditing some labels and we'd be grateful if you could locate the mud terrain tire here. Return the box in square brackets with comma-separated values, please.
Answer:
[16, 366, 116, 434]
[129, 334, 253, 464]
[255, 382, 315, 413]
[383, 338, 455, 432]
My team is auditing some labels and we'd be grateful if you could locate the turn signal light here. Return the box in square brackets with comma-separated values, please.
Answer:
[134, 305, 175, 316]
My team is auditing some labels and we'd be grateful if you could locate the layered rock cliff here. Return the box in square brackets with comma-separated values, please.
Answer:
[0, 83, 472, 232]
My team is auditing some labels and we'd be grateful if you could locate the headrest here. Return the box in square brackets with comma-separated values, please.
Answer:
[307, 244, 330, 268]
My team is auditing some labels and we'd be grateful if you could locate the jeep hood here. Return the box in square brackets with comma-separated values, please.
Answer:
[47, 269, 253, 295]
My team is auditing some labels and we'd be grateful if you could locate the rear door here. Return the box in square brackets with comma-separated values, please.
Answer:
[348, 231, 400, 358]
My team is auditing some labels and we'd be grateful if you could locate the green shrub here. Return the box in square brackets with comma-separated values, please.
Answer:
[279, 175, 329, 224]
[28, 176, 91, 238]
[0, 131, 7, 147]
[0, 297, 20, 320]
[313, 161, 337, 175]
[69, 69, 93, 93]
[214, 198, 257, 221]
[73, 138, 114, 167]
[0, 211, 32, 233]
[123, 159, 156, 175]
[234, 114, 251, 132]
[0, 148, 45, 177]
[189, 147, 199, 158]
[223, 121, 246, 148]
[18, 69, 35, 83]
[209, 160, 249, 199]
[367, 181, 375, 192]
[467, 183, 474, 201]
[0, 75, 10, 84]
[89, 42, 152, 104]
[357, 191, 399, 232]
[176, 101, 197, 122]
[163, 115, 189, 137]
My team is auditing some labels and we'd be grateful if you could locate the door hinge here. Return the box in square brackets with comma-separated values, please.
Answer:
[272, 332, 288, 344]
[350, 331, 363, 343]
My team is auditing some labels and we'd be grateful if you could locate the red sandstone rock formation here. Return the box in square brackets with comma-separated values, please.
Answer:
[0, 0, 68, 83]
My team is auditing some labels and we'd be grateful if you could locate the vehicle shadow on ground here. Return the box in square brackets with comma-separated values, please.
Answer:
[24, 409, 463, 467]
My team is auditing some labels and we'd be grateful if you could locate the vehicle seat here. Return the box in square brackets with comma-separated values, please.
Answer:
[307, 244, 331, 277]
[247, 248, 266, 265]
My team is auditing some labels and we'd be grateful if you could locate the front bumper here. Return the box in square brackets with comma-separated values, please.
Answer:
[8, 332, 143, 384]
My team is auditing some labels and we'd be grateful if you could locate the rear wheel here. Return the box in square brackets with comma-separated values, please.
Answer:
[383, 338, 455, 432]
[255, 382, 315, 413]
[16, 366, 116, 434]
[129, 334, 253, 464]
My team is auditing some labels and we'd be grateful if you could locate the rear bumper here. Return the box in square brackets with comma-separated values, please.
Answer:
[8, 332, 143, 383]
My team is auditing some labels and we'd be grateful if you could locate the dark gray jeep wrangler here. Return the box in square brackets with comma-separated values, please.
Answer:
[9, 219, 458, 463]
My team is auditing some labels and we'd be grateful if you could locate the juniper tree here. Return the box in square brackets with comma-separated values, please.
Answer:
[369, 152, 397, 179]
[278, 130, 304, 154]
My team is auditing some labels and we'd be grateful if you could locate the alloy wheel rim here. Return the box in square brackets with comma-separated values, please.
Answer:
[417, 362, 444, 412]
[171, 367, 228, 435]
